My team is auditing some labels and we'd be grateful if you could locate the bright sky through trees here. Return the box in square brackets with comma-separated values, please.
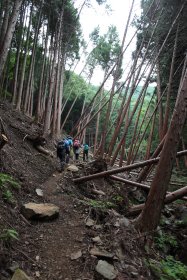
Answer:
[74, 0, 141, 86]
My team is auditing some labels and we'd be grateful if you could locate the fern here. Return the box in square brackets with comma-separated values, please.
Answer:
[0, 173, 20, 190]
[0, 229, 19, 243]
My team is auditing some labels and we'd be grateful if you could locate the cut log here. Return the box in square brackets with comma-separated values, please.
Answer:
[128, 186, 187, 215]
[73, 150, 187, 184]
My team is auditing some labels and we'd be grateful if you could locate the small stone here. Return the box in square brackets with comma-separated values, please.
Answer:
[70, 250, 82, 260]
[90, 247, 114, 259]
[85, 218, 95, 227]
[36, 256, 40, 261]
[96, 260, 118, 279]
[94, 224, 103, 230]
[119, 217, 130, 227]
[35, 189, 43, 197]
[114, 221, 120, 227]
[35, 271, 40, 277]
[92, 236, 102, 244]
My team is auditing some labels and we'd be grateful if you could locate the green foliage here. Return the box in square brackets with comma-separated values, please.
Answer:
[0, 173, 20, 190]
[84, 199, 116, 210]
[0, 173, 20, 203]
[154, 233, 178, 251]
[0, 229, 19, 244]
[148, 256, 187, 280]
[89, 25, 121, 73]
[2, 189, 14, 203]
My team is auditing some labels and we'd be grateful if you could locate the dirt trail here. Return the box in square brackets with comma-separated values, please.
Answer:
[30, 169, 94, 280]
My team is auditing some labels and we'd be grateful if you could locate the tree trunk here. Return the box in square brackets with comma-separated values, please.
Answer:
[0, 0, 23, 78]
[156, 60, 163, 141]
[162, 23, 179, 137]
[16, 4, 33, 111]
[135, 66, 187, 232]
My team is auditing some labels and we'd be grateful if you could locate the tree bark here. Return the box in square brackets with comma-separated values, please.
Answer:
[135, 66, 187, 232]
[0, 0, 23, 78]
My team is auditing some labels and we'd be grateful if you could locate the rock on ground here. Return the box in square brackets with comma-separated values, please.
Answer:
[96, 260, 118, 279]
[21, 203, 59, 220]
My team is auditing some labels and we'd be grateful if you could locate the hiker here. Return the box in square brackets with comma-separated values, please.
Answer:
[56, 138, 70, 171]
[67, 135, 73, 160]
[73, 138, 80, 160]
[83, 143, 89, 161]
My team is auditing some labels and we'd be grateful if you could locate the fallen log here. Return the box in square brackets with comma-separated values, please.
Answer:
[110, 175, 150, 191]
[128, 186, 187, 215]
[110, 175, 187, 201]
[35, 145, 54, 157]
[73, 150, 187, 184]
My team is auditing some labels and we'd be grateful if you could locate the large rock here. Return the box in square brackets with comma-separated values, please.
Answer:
[11, 269, 31, 280]
[21, 203, 59, 221]
[67, 165, 79, 172]
[96, 260, 118, 279]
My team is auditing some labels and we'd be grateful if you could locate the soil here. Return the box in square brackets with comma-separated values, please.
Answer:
[0, 101, 186, 280]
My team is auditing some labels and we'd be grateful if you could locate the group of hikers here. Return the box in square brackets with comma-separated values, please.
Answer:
[56, 136, 89, 171]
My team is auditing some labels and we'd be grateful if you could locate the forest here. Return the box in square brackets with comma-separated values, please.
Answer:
[0, 0, 187, 279]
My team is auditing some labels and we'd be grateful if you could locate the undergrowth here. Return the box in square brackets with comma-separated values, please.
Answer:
[148, 256, 187, 280]
[0, 228, 19, 246]
[0, 173, 20, 203]
[154, 233, 178, 252]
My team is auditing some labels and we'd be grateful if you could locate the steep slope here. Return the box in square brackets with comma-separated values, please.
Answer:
[0, 101, 153, 280]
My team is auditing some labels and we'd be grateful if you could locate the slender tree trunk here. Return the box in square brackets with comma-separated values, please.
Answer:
[127, 91, 147, 165]
[36, 27, 49, 121]
[119, 107, 130, 166]
[0, 0, 23, 78]
[162, 23, 179, 137]
[99, 0, 136, 157]
[107, 17, 159, 158]
[43, 10, 63, 136]
[110, 83, 149, 166]
[56, 58, 65, 137]
[0, 0, 10, 49]
[23, 0, 43, 114]
[156, 60, 163, 141]
[145, 111, 156, 160]
[16, 5, 33, 111]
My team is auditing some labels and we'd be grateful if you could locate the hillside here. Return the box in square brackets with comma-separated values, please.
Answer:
[0, 101, 152, 280]
[0, 102, 187, 280]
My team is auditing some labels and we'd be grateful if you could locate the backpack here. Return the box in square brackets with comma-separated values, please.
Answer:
[73, 139, 80, 149]
[57, 139, 69, 150]
[68, 138, 73, 147]
[84, 144, 89, 151]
